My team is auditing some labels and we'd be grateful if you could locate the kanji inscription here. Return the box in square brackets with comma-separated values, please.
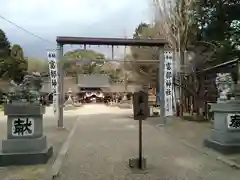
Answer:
[12, 117, 34, 136]
[227, 114, 240, 130]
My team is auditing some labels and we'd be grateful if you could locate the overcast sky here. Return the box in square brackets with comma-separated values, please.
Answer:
[0, 0, 152, 59]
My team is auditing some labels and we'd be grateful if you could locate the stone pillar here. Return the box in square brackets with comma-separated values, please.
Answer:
[159, 48, 165, 118]
[204, 61, 240, 154]
[57, 43, 64, 128]
[0, 103, 53, 166]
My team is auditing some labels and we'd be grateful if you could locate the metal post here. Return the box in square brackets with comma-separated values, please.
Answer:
[57, 43, 64, 128]
[138, 118, 143, 169]
[159, 48, 165, 122]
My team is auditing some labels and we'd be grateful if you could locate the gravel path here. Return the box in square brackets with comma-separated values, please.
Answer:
[56, 105, 240, 180]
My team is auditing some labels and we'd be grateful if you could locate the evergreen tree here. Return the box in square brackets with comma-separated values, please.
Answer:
[0, 29, 11, 57]
[10, 44, 28, 83]
[0, 29, 27, 83]
[194, 0, 240, 64]
[0, 29, 11, 78]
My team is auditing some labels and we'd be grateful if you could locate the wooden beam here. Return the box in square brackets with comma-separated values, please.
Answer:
[56, 36, 167, 46]
[196, 59, 238, 74]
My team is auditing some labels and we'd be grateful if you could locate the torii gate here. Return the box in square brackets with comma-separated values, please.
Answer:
[56, 36, 168, 128]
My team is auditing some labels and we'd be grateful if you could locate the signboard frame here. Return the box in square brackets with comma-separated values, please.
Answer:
[133, 91, 148, 120]
[47, 51, 59, 114]
[164, 51, 173, 116]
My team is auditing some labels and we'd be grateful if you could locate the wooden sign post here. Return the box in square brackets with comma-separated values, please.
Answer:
[129, 91, 148, 169]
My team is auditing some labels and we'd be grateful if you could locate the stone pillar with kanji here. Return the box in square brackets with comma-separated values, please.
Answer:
[204, 61, 240, 154]
[0, 103, 53, 166]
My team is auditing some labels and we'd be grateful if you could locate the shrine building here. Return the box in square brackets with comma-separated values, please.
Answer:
[77, 74, 110, 103]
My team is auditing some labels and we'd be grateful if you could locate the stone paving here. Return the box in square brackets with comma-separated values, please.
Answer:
[148, 116, 212, 148]
[147, 116, 240, 166]
[0, 106, 79, 180]
[56, 105, 240, 180]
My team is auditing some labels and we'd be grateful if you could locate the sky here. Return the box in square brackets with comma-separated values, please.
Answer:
[0, 0, 152, 59]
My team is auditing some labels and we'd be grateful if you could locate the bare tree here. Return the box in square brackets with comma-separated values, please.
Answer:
[151, 0, 197, 116]
[151, 0, 196, 49]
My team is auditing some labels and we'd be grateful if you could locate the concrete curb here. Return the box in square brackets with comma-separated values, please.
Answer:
[155, 124, 240, 170]
[50, 116, 79, 179]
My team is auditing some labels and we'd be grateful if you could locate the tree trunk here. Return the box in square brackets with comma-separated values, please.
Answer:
[179, 50, 186, 117]
[193, 75, 205, 121]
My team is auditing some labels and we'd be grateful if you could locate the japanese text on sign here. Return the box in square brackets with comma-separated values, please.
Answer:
[47, 51, 59, 113]
[164, 51, 173, 116]
[227, 114, 240, 130]
[133, 91, 148, 120]
[12, 117, 34, 136]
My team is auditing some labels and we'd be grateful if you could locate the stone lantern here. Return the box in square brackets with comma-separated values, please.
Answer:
[64, 88, 76, 110]
[0, 73, 52, 166]
[204, 63, 240, 154]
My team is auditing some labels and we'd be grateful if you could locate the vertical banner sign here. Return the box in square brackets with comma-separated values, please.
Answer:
[164, 51, 173, 116]
[47, 51, 59, 114]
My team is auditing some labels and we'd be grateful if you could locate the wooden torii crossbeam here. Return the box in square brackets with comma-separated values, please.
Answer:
[56, 36, 167, 46]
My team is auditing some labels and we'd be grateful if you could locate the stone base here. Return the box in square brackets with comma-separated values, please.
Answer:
[204, 138, 240, 154]
[0, 146, 53, 166]
[2, 136, 47, 153]
[129, 158, 147, 169]
[4, 104, 45, 116]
